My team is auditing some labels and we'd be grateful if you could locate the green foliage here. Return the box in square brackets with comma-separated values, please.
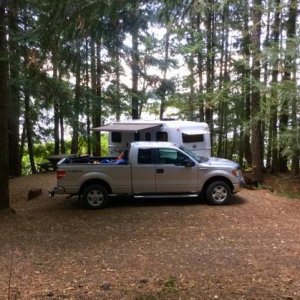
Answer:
[22, 142, 55, 175]
[279, 128, 300, 161]
[21, 135, 108, 175]
[100, 134, 109, 156]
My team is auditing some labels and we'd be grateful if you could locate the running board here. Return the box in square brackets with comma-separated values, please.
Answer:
[133, 194, 199, 199]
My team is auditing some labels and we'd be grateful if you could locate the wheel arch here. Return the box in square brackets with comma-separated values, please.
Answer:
[202, 176, 234, 194]
[79, 179, 112, 195]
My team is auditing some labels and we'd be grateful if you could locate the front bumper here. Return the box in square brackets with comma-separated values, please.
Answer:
[232, 179, 245, 193]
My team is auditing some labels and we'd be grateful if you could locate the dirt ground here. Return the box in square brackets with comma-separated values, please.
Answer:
[0, 173, 300, 300]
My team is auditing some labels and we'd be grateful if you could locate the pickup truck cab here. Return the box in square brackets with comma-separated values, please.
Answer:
[50, 142, 244, 209]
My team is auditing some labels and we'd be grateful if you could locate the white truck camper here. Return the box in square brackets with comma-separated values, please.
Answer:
[93, 120, 211, 157]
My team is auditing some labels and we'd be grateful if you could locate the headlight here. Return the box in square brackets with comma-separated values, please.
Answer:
[231, 169, 242, 177]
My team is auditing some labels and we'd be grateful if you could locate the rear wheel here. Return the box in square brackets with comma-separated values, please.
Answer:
[205, 181, 231, 205]
[82, 184, 109, 209]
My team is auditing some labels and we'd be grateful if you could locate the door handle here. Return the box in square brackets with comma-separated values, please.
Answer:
[156, 169, 164, 173]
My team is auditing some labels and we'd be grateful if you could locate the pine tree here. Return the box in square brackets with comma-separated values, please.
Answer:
[250, 0, 263, 182]
[0, 0, 10, 208]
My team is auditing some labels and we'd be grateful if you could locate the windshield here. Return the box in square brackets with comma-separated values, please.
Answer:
[179, 146, 209, 163]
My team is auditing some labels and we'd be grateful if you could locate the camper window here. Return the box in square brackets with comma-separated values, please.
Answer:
[134, 132, 140, 141]
[111, 132, 122, 143]
[182, 133, 204, 143]
[156, 131, 168, 141]
[145, 132, 151, 141]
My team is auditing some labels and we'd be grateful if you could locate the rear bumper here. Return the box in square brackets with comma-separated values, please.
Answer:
[49, 187, 65, 197]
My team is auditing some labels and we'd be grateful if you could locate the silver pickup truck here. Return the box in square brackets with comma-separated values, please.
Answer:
[50, 142, 244, 208]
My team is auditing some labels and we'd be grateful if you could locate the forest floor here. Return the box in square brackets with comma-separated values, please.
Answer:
[0, 172, 300, 299]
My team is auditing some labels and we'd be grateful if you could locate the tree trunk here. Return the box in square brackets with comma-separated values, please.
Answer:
[287, 0, 298, 175]
[261, 0, 271, 167]
[291, 90, 299, 175]
[205, 1, 214, 133]
[52, 49, 60, 155]
[19, 124, 26, 172]
[196, 13, 204, 122]
[8, 0, 21, 177]
[115, 38, 121, 121]
[278, 97, 289, 173]
[269, 0, 281, 174]
[250, 0, 263, 182]
[85, 38, 91, 155]
[278, 0, 296, 173]
[91, 38, 100, 156]
[241, 0, 252, 167]
[71, 43, 81, 154]
[187, 30, 195, 121]
[159, 30, 170, 120]
[131, 4, 139, 120]
[96, 39, 102, 154]
[0, 0, 10, 208]
[217, 4, 229, 158]
[59, 72, 65, 154]
[23, 47, 37, 174]
[24, 90, 37, 174]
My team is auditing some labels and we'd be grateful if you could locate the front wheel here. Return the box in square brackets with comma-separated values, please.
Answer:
[205, 181, 231, 205]
[82, 184, 109, 209]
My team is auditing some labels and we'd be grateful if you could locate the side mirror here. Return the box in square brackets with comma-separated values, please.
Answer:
[184, 159, 195, 167]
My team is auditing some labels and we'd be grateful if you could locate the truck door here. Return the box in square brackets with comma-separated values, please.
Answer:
[155, 148, 198, 193]
[131, 148, 156, 194]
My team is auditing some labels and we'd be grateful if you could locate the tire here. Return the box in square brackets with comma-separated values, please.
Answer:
[205, 181, 231, 205]
[82, 184, 109, 209]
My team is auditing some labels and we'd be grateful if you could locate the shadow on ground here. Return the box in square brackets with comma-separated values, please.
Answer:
[57, 193, 247, 211]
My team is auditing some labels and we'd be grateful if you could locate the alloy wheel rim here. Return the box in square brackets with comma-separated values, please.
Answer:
[87, 189, 104, 206]
[212, 185, 227, 202]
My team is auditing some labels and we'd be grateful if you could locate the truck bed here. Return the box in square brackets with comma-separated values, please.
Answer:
[61, 155, 123, 165]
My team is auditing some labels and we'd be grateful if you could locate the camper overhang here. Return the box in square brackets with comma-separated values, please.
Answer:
[93, 123, 162, 133]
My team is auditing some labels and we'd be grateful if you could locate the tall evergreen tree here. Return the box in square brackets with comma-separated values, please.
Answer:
[8, 0, 21, 176]
[0, 0, 10, 208]
[269, 0, 281, 174]
[130, 1, 140, 120]
[250, 0, 263, 182]
[282, 0, 298, 174]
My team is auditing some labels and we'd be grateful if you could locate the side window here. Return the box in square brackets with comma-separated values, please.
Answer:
[138, 149, 153, 164]
[158, 149, 189, 165]
[145, 132, 151, 141]
[156, 131, 168, 141]
[177, 151, 188, 165]
[111, 132, 122, 143]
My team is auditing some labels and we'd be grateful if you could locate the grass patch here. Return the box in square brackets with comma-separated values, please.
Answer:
[135, 276, 179, 300]
[278, 191, 300, 199]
